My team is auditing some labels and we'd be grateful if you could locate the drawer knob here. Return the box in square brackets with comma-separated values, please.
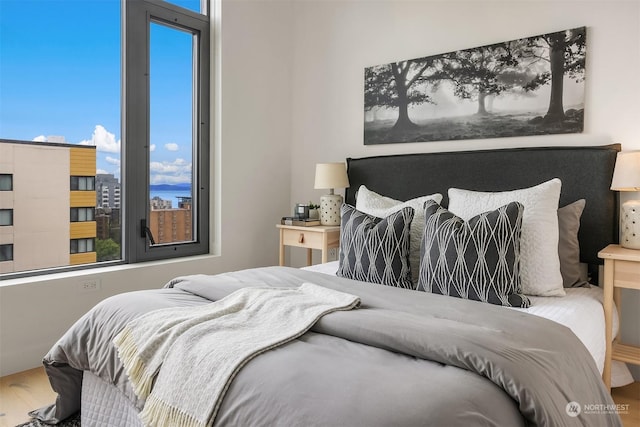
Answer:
[298, 233, 304, 243]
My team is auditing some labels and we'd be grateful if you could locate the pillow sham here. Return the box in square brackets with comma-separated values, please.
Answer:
[418, 200, 530, 308]
[448, 178, 564, 297]
[355, 185, 443, 285]
[337, 204, 414, 289]
[558, 199, 588, 288]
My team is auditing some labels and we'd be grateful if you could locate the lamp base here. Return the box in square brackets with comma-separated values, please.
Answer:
[620, 200, 640, 249]
[320, 194, 343, 226]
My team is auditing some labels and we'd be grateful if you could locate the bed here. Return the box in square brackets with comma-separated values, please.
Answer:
[305, 260, 633, 386]
[33, 144, 625, 427]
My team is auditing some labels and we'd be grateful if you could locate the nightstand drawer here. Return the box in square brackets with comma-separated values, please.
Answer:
[281, 228, 323, 249]
[613, 260, 640, 290]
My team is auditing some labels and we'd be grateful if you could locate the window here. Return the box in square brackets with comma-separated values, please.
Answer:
[71, 207, 95, 222]
[0, 209, 13, 226]
[0, 174, 12, 191]
[0, 244, 13, 262]
[70, 238, 95, 254]
[0, 0, 210, 277]
[70, 176, 95, 191]
[125, 0, 210, 262]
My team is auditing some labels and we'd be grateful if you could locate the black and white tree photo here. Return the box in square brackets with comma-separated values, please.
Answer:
[364, 27, 586, 145]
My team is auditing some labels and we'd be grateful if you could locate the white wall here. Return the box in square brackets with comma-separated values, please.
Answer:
[288, 0, 640, 378]
[0, 0, 294, 376]
[290, 0, 640, 204]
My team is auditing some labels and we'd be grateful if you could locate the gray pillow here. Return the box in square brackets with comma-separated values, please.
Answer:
[558, 199, 588, 288]
[418, 200, 530, 308]
[337, 204, 414, 289]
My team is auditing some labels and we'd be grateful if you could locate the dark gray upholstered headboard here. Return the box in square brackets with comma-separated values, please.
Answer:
[345, 144, 620, 284]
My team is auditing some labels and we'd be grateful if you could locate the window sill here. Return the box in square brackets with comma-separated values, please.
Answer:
[0, 253, 218, 288]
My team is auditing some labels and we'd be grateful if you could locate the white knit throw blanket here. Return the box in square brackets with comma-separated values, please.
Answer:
[113, 283, 360, 427]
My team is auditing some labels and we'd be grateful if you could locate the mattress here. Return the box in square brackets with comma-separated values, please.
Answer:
[81, 371, 142, 426]
[303, 261, 634, 387]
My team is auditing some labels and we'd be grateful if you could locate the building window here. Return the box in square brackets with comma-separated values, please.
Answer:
[70, 238, 95, 254]
[0, 244, 13, 261]
[0, 174, 12, 191]
[0, 209, 13, 226]
[70, 176, 95, 191]
[71, 207, 95, 222]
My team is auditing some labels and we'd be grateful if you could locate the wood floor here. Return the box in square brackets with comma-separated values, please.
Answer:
[0, 368, 56, 427]
[0, 367, 639, 426]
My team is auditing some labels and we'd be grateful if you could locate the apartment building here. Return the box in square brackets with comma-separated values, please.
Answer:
[96, 173, 121, 209]
[0, 140, 97, 274]
[149, 197, 192, 244]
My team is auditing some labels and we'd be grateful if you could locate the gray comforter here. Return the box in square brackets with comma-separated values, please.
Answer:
[34, 266, 621, 426]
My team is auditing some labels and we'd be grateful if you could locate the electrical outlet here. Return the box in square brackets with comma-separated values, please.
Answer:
[328, 247, 338, 261]
[79, 279, 101, 292]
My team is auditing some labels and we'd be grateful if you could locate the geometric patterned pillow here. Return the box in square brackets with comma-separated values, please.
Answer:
[337, 204, 414, 289]
[418, 200, 530, 308]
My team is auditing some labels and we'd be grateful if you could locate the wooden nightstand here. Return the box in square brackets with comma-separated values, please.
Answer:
[277, 224, 340, 267]
[598, 244, 640, 390]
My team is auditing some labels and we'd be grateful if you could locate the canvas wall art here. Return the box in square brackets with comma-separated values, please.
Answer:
[364, 27, 586, 145]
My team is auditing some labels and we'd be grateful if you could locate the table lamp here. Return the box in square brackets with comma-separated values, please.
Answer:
[611, 151, 640, 249]
[314, 162, 350, 225]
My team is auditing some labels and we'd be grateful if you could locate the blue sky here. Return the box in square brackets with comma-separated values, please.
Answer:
[0, 0, 199, 185]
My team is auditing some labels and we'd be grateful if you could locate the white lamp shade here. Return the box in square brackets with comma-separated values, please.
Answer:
[611, 151, 640, 191]
[314, 163, 350, 190]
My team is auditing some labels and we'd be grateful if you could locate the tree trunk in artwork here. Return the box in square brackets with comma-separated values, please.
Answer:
[544, 34, 566, 123]
[393, 92, 417, 131]
[477, 91, 488, 115]
[391, 64, 418, 131]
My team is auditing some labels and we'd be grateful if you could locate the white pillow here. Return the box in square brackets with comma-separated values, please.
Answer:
[355, 185, 443, 286]
[448, 178, 564, 297]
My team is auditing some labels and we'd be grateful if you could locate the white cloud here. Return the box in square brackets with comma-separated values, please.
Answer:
[96, 168, 109, 174]
[150, 174, 192, 185]
[79, 125, 120, 153]
[150, 161, 178, 174]
[149, 158, 192, 185]
[32, 135, 68, 143]
[150, 144, 156, 152]
[105, 156, 120, 166]
[164, 143, 179, 151]
[150, 158, 191, 173]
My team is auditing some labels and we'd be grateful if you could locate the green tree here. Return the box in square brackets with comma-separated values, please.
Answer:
[96, 238, 120, 262]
